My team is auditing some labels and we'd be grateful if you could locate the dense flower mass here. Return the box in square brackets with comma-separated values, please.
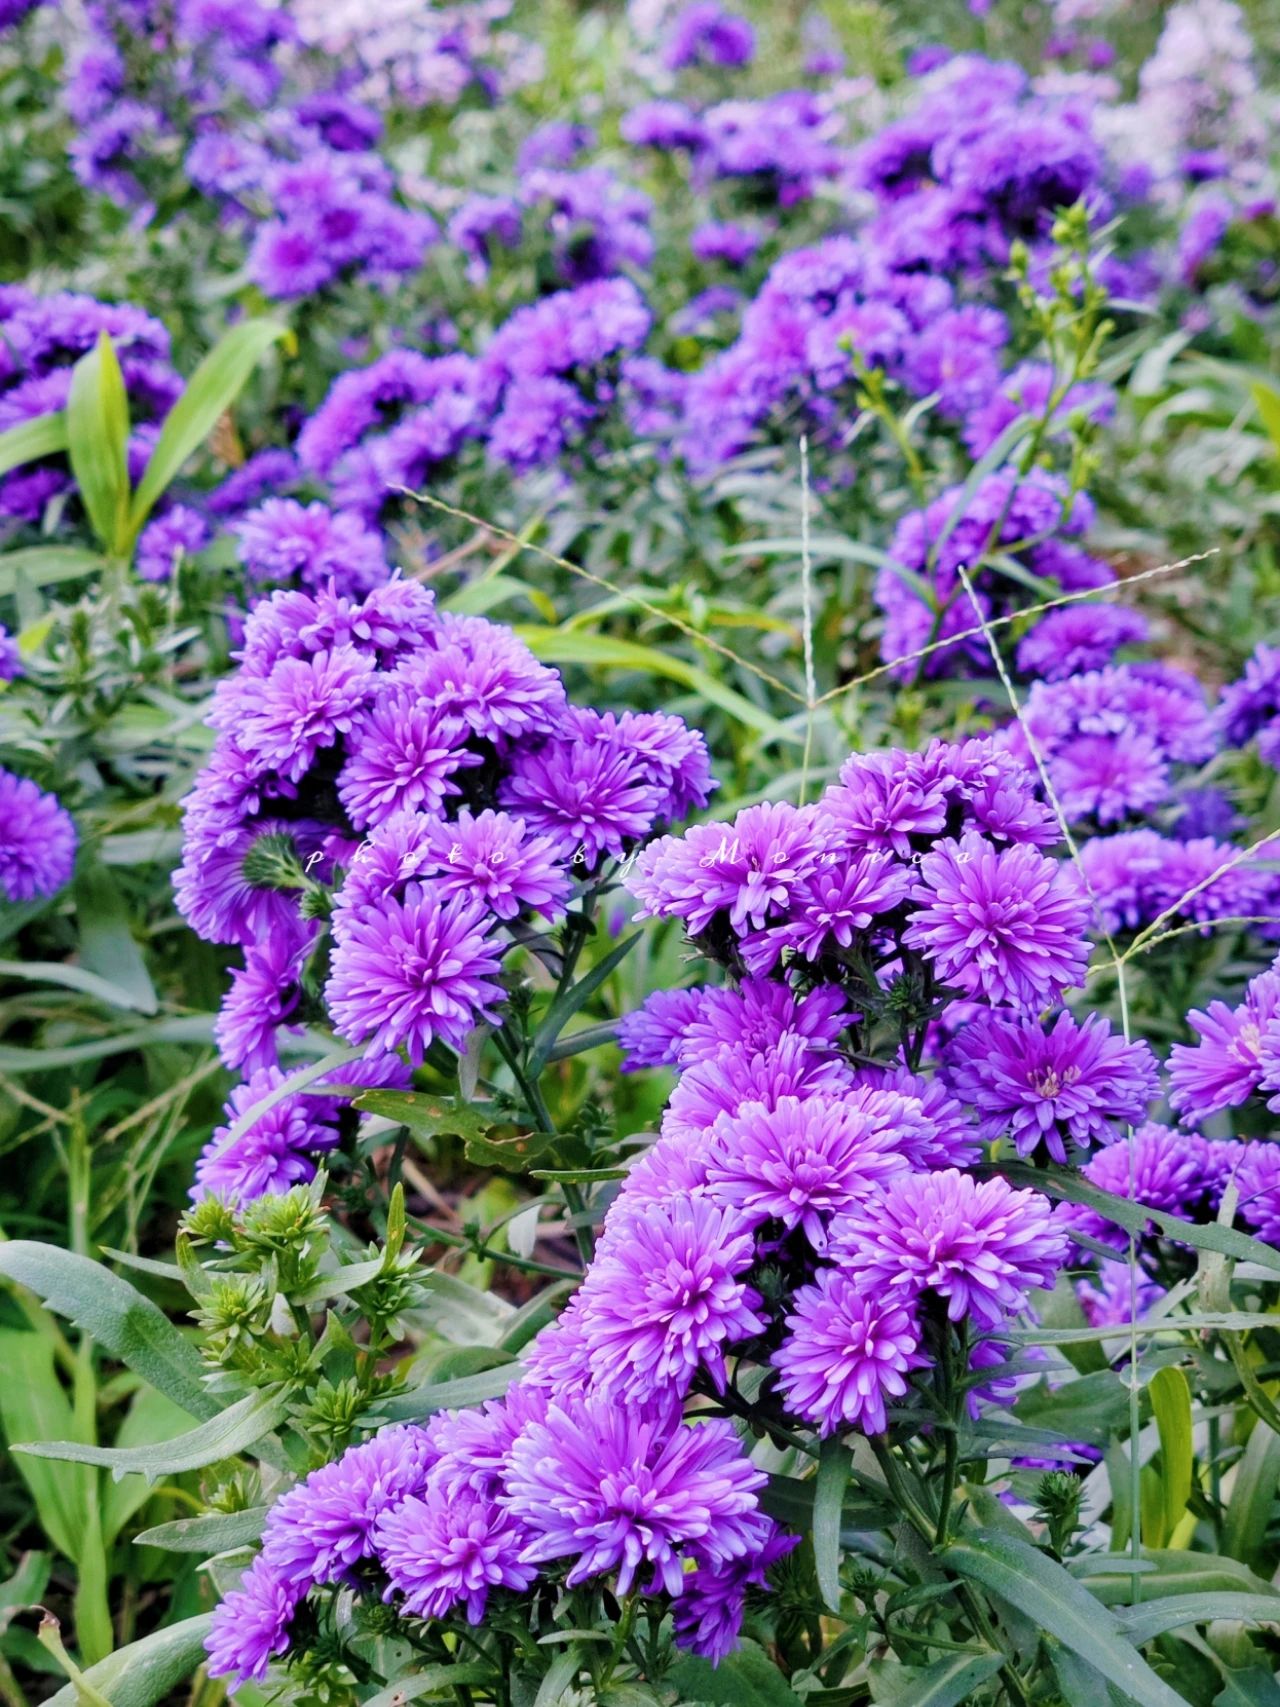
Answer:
[0, 769, 77, 902]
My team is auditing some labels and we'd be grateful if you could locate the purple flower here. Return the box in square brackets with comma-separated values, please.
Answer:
[135, 504, 210, 582]
[748, 850, 911, 970]
[705, 1093, 911, 1247]
[336, 688, 479, 830]
[1168, 972, 1280, 1124]
[236, 499, 388, 597]
[1220, 642, 1280, 768]
[416, 808, 570, 922]
[205, 1555, 299, 1686]
[831, 1170, 1067, 1329]
[409, 617, 567, 742]
[963, 361, 1113, 461]
[1016, 605, 1149, 682]
[905, 833, 1092, 1009]
[0, 769, 77, 901]
[1063, 1123, 1220, 1253]
[623, 101, 708, 153]
[1053, 732, 1171, 826]
[773, 1270, 924, 1436]
[672, 1526, 797, 1663]
[1236, 1143, 1280, 1246]
[503, 1400, 766, 1595]
[498, 739, 664, 868]
[690, 221, 760, 266]
[448, 194, 523, 272]
[851, 1067, 981, 1170]
[676, 978, 848, 1070]
[662, 2, 755, 70]
[516, 122, 595, 175]
[488, 376, 589, 470]
[0, 625, 20, 681]
[900, 305, 1008, 418]
[214, 921, 315, 1073]
[263, 1425, 434, 1587]
[220, 646, 377, 785]
[326, 885, 505, 1062]
[944, 1010, 1157, 1162]
[193, 1067, 340, 1203]
[374, 1480, 535, 1623]
[579, 1196, 764, 1400]
[567, 708, 716, 822]
[617, 987, 710, 1071]
[248, 220, 335, 299]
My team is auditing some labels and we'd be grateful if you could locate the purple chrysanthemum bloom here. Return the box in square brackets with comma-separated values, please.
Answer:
[226, 646, 377, 785]
[628, 803, 833, 936]
[1219, 642, 1280, 768]
[678, 978, 848, 1071]
[747, 850, 912, 971]
[831, 1169, 1066, 1330]
[173, 816, 307, 948]
[1063, 1123, 1219, 1254]
[671, 1526, 798, 1664]
[447, 193, 523, 273]
[517, 1293, 596, 1404]
[417, 808, 570, 922]
[1236, 1143, 1280, 1247]
[823, 752, 947, 856]
[617, 987, 709, 1072]
[623, 100, 708, 153]
[487, 376, 589, 471]
[499, 740, 664, 868]
[579, 1196, 764, 1400]
[905, 833, 1091, 1010]
[1174, 788, 1242, 843]
[1016, 605, 1149, 682]
[944, 1010, 1157, 1162]
[663, 2, 755, 70]
[263, 1425, 435, 1588]
[337, 688, 479, 830]
[567, 708, 716, 823]
[373, 1479, 535, 1624]
[236, 499, 388, 597]
[690, 221, 761, 266]
[425, 1385, 550, 1502]
[1168, 971, 1280, 1124]
[193, 1067, 340, 1204]
[0, 769, 77, 901]
[773, 1269, 924, 1436]
[326, 885, 505, 1062]
[1077, 1260, 1164, 1330]
[205, 1555, 299, 1686]
[706, 1093, 911, 1248]
[408, 619, 567, 742]
[504, 1401, 766, 1596]
[0, 624, 20, 681]
[1050, 732, 1171, 826]
[900, 305, 1008, 419]
[663, 1034, 853, 1142]
[135, 504, 210, 583]
[213, 920, 315, 1073]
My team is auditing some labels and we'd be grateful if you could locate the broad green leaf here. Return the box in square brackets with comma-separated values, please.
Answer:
[940, 1532, 1186, 1707]
[19, 1385, 290, 1483]
[668, 1640, 804, 1706]
[0, 410, 68, 478]
[67, 331, 131, 556]
[0, 958, 154, 1013]
[375, 1363, 519, 1422]
[1223, 1423, 1280, 1568]
[813, 1437, 849, 1613]
[102, 1387, 195, 1545]
[0, 1330, 92, 1564]
[528, 931, 638, 1075]
[353, 1087, 496, 1148]
[42, 1615, 213, 1707]
[73, 863, 158, 1015]
[1215, 1670, 1280, 1707]
[0, 1242, 216, 1419]
[515, 626, 800, 746]
[1148, 1366, 1193, 1547]
[135, 1506, 268, 1554]
[0, 546, 104, 595]
[1118, 1594, 1280, 1644]
[0, 1551, 51, 1626]
[877, 1651, 1005, 1706]
[129, 319, 286, 535]
[534, 1645, 585, 1707]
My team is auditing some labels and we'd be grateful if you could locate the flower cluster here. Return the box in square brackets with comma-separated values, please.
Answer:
[0, 767, 77, 902]
[174, 576, 712, 1199]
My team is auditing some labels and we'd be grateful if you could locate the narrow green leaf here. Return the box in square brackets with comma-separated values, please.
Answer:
[374, 1363, 519, 1422]
[359, 1664, 495, 1707]
[0, 958, 154, 1014]
[940, 1532, 1187, 1707]
[73, 863, 158, 1015]
[1118, 1594, 1280, 1645]
[761, 1473, 894, 1538]
[813, 1438, 849, 1613]
[67, 332, 131, 555]
[1080, 1549, 1280, 1606]
[0, 1330, 91, 1565]
[0, 411, 68, 478]
[1251, 382, 1280, 460]
[1223, 1423, 1280, 1568]
[877, 1651, 1004, 1706]
[19, 1386, 290, 1483]
[528, 931, 638, 1075]
[129, 320, 286, 535]
[134, 1507, 268, 1554]
[535, 1645, 585, 1707]
[42, 1615, 213, 1707]
[0, 546, 104, 595]
[354, 1088, 496, 1147]
[0, 1242, 216, 1419]
[1148, 1366, 1193, 1545]
[668, 1640, 804, 1706]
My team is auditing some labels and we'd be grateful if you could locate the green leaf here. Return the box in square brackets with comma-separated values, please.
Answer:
[101, 1388, 196, 1546]
[354, 1088, 497, 1148]
[1117, 1594, 1280, 1644]
[1251, 382, 1280, 460]
[0, 958, 155, 1014]
[760, 1473, 893, 1538]
[534, 1645, 585, 1707]
[877, 1652, 1005, 1706]
[374, 1363, 519, 1422]
[1215, 1670, 1280, 1707]
[359, 1664, 495, 1707]
[940, 1532, 1187, 1707]
[0, 1243, 216, 1419]
[0, 410, 68, 478]
[67, 332, 131, 556]
[19, 1386, 290, 1483]
[1080, 1549, 1280, 1606]
[528, 931, 638, 1075]
[1223, 1423, 1280, 1568]
[0, 1330, 91, 1564]
[515, 626, 800, 746]
[668, 1640, 804, 1706]
[42, 1615, 213, 1707]
[1148, 1366, 1192, 1546]
[0, 546, 104, 595]
[73, 863, 158, 1016]
[134, 1506, 268, 1554]
[813, 1438, 849, 1613]
[129, 319, 287, 535]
